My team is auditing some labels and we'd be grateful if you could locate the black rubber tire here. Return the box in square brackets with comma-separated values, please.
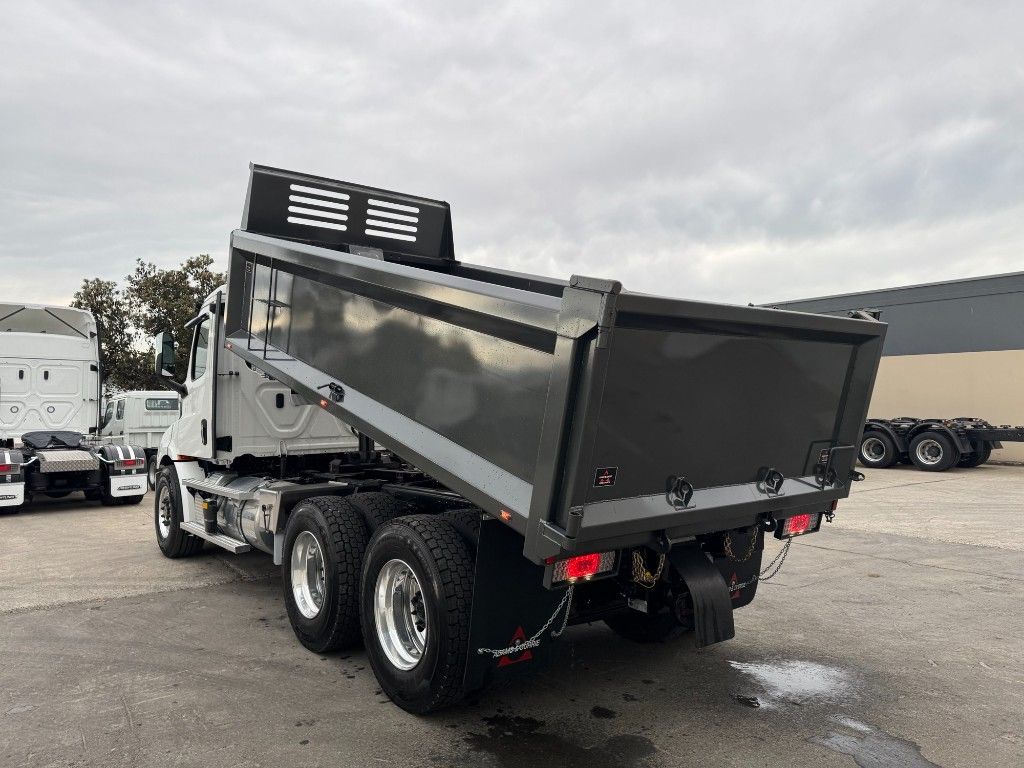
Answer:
[155, 465, 204, 558]
[361, 515, 475, 714]
[0, 503, 23, 516]
[348, 492, 409, 533]
[908, 431, 960, 472]
[147, 456, 158, 490]
[604, 609, 688, 643]
[958, 443, 992, 468]
[282, 496, 369, 653]
[441, 508, 482, 553]
[121, 494, 145, 506]
[84, 489, 102, 501]
[858, 430, 898, 469]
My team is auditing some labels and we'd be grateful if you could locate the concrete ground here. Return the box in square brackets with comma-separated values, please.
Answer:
[1, 465, 1021, 768]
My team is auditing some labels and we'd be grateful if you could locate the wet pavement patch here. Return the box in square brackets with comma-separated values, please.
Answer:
[811, 716, 943, 768]
[728, 659, 857, 705]
[734, 695, 761, 708]
[463, 715, 657, 768]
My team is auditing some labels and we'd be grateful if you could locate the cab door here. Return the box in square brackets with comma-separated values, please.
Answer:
[173, 311, 217, 459]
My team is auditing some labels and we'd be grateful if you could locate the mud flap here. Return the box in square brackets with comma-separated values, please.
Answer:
[463, 519, 566, 694]
[667, 543, 735, 647]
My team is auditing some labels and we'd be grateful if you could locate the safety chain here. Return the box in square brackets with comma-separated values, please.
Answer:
[476, 585, 574, 658]
[631, 550, 666, 588]
[728, 539, 792, 592]
[723, 528, 758, 563]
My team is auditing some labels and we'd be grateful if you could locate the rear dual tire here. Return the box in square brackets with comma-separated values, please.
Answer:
[908, 431, 960, 472]
[859, 430, 898, 469]
[958, 443, 992, 468]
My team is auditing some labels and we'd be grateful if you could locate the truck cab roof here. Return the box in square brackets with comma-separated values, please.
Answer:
[0, 304, 97, 338]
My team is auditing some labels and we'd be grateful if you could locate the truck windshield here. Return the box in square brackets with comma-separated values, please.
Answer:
[145, 398, 178, 411]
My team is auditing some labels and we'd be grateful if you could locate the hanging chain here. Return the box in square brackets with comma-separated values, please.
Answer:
[723, 528, 758, 563]
[729, 539, 792, 591]
[476, 585, 574, 659]
[631, 550, 666, 588]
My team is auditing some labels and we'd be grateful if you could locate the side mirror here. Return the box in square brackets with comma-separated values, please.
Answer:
[154, 331, 188, 396]
[155, 331, 176, 378]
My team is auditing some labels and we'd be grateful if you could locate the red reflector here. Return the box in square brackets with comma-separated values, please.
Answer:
[0, 464, 12, 473]
[565, 553, 601, 580]
[779, 513, 821, 538]
[320, 399, 329, 408]
[117, 459, 145, 470]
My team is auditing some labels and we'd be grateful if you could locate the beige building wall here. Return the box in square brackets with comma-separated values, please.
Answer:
[868, 350, 1024, 463]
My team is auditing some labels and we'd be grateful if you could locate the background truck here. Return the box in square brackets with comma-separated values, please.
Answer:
[151, 164, 886, 713]
[100, 390, 180, 489]
[858, 416, 1024, 472]
[0, 303, 148, 511]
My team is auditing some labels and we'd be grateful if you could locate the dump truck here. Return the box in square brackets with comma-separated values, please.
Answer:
[151, 164, 886, 713]
[0, 303, 148, 511]
[859, 416, 1024, 472]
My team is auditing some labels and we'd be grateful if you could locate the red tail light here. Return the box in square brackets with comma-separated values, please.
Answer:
[776, 512, 821, 539]
[551, 551, 616, 583]
[116, 459, 145, 470]
[0, 464, 12, 474]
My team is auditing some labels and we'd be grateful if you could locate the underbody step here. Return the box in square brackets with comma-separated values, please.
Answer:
[183, 477, 257, 502]
[180, 521, 251, 553]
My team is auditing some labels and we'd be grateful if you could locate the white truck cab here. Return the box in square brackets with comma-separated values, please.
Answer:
[0, 303, 147, 511]
[100, 391, 180, 488]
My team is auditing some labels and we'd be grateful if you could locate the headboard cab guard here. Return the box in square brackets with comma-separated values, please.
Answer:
[241, 164, 456, 267]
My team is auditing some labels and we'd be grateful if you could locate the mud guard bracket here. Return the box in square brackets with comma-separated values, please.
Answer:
[667, 543, 736, 647]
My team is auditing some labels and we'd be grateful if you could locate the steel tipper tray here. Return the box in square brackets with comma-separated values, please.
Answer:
[222, 164, 886, 567]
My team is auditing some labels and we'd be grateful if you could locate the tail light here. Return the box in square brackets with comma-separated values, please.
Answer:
[0, 464, 13, 474]
[775, 512, 821, 539]
[550, 551, 616, 584]
[116, 459, 145, 471]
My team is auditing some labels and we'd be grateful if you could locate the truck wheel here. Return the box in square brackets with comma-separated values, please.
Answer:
[604, 609, 688, 643]
[84, 489, 102, 502]
[121, 495, 145, 506]
[283, 496, 369, 653]
[361, 515, 474, 714]
[909, 431, 959, 472]
[958, 443, 992, 468]
[858, 430, 897, 468]
[348, 492, 408, 532]
[147, 457, 158, 490]
[155, 466, 204, 558]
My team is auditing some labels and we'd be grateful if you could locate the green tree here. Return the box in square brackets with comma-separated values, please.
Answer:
[71, 255, 224, 392]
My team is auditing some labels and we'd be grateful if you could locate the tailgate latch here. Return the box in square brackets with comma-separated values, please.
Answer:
[757, 467, 786, 496]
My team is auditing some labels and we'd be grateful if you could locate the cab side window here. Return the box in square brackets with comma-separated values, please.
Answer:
[191, 318, 210, 380]
[102, 402, 114, 426]
[115, 400, 125, 420]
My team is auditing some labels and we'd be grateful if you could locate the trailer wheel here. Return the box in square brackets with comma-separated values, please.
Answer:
[858, 430, 898, 469]
[361, 515, 474, 714]
[282, 496, 369, 653]
[604, 609, 688, 643]
[909, 431, 959, 472]
[348, 492, 409, 532]
[154, 466, 204, 558]
[958, 443, 992, 468]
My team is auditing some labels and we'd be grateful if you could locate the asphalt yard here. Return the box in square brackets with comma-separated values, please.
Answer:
[1, 463, 1021, 767]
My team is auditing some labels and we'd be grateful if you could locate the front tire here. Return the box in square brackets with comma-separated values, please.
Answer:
[282, 496, 369, 653]
[909, 431, 959, 472]
[859, 430, 898, 469]
[361, 515, 474, 714]
[155, 466, 204, 558]
[147, 456, 158, 490]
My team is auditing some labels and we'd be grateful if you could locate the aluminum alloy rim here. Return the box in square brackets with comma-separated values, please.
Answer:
[290, 531, 327, 619]
[862, 437, 886, 462]
[157, 484, 172, 539]
[915, 439, 944, 466]
[374, 559, 427, 671]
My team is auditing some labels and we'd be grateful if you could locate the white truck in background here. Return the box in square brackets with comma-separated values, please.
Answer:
[0, 303, 147, 511]
[100, 391, 180, 489]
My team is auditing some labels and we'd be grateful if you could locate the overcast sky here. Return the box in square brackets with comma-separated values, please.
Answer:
[2, 1, 1022, 308]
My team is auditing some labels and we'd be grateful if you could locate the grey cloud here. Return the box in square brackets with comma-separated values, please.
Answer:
[1, 1, 1021, 307]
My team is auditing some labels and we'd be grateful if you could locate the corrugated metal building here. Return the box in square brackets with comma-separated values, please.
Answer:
[773, 272, 1024, 463]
